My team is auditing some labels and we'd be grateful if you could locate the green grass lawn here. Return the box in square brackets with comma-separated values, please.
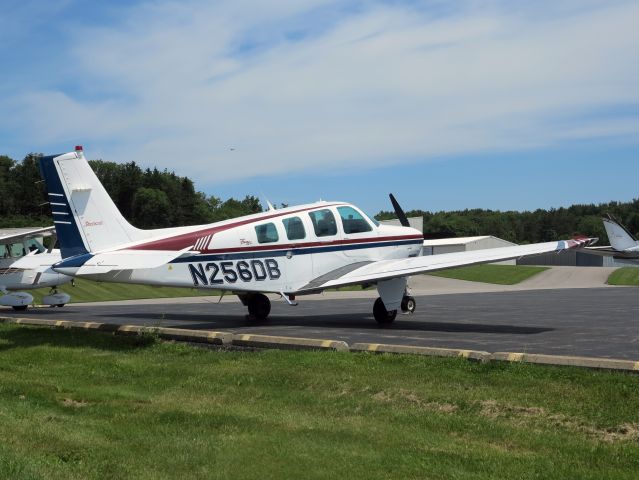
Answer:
[0, 323, 638, 479]
[29, 278, 218, 305]
[428, 264, 549, 285]
[607, 268, 639, 286]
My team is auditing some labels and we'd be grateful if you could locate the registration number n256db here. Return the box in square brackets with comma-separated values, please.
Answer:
[188, 259, 281, 286]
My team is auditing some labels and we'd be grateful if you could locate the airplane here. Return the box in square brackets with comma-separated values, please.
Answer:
[0, 227, 72, 310]
[584, 214, 639, 262]
[38, 146, 596, 324]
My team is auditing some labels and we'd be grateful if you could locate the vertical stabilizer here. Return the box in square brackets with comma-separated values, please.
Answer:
[39, 147, 147, 258]
[603, 215, 639, 252]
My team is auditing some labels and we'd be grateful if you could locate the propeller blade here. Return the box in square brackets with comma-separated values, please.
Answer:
[389, 193, 410, 227]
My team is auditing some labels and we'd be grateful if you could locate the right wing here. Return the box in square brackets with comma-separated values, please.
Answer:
[297, 238, 597, 292]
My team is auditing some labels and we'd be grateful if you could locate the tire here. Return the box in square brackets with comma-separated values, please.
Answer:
[56, 304, 65, 308]
[373, 297, 397, 324]
[401, 295, 416, 314]
[12, 305, 28, 311]
[247, 294, 271, 320]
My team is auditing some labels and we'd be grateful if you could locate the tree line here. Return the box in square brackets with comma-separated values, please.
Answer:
[1, 152, 637, 245]
[0, 153, 262, 229]
[377, 201, 639, 245]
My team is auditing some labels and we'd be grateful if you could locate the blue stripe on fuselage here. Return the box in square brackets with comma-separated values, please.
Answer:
[170, 238, 423, 263]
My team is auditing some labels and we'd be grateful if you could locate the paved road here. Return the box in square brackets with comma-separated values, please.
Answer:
[2, 287, 638, 359]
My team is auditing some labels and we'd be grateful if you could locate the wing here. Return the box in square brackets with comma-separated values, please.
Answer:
[0, 226, 55, 244]
[297, 238, 597, 292]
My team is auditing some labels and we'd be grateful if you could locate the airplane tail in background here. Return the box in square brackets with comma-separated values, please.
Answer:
[39, 146, 148, 258]
[603, 214, 639, 252]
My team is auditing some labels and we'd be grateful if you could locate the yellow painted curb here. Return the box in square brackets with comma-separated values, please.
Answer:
[232, 333, 349, 351]
[492, 352, 639, 372]
[350, 343, 490, 362]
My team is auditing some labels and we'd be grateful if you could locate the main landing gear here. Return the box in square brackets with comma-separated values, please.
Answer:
[244, 293, 271, 320]
[373, 294, 416, 325]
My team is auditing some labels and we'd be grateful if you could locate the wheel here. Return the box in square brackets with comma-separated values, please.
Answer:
[373, 297, 397, 324]
[401, 295, 416, 314]
[12, 305, 28, 311]
[247, 293, 271, 320]
[56, 304, 65, 308]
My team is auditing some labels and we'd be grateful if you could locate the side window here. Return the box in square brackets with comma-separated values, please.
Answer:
[338, 206, 372, 234]
[283, 216, 306, 241]
[255, 223, 279, 244]
[308, 209, 337, 237]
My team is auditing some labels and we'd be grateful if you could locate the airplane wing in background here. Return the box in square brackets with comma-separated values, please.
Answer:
[298, 238, 597, 292]
[0, 226, 55, 244]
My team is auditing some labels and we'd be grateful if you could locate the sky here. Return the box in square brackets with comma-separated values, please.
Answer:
[1, 0, 638, 214]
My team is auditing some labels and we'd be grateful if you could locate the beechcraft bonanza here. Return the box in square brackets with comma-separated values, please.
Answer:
[0, 227, 71, 310]
[584, 214, 639, 263]
[39, 146, 596, 324]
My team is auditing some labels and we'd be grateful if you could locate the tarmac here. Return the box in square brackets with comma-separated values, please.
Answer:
[1, 267, 637, 360]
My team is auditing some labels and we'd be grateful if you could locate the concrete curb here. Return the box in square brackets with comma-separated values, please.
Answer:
[1, 316, 638, 371]
[350, 343, 490, 362]
[492, 352, 639, 372]
[232, 333, 349, 351]
[0, 317, 230, 345]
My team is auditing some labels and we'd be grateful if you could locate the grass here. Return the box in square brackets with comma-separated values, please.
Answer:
[0, 323, 638, 479]
[428, 264, 549, 285]
[29, 278, 218, 305]
[607, 268, 639, 286]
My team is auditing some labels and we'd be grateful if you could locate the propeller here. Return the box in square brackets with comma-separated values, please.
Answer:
[389, 193, 410, 227]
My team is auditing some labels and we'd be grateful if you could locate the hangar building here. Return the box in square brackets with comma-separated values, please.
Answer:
[422, 236, 517, 265]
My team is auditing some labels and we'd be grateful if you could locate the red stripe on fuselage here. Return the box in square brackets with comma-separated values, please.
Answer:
[127, 203, 346, 251]
[201, 234, 424, 254]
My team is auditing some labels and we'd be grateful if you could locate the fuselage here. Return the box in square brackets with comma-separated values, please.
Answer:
[54, 201, 423, 294]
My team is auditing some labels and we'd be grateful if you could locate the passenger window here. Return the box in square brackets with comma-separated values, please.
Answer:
[338, 206, 372, 234]
[308, 209, 337, 237]
[283, 217, 306, 241]
[255, 223, 279, 243]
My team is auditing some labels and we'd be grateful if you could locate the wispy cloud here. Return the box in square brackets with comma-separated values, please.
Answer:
[2, 0, 639, 182]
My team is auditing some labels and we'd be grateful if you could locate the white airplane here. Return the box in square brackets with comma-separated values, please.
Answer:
[0, 227, 72, 310]
[38, 146, 596, 323]
[585, 214, 639, 262]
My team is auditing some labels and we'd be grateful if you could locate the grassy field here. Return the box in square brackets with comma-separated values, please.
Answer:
[428, 264, 549, 285]
[0, 324, 638, 479]
[29, 278, 217, 305]
[607, 268, 639, 286]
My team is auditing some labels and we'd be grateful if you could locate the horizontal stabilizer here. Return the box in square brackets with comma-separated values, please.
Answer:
[54, 248, 195, 275]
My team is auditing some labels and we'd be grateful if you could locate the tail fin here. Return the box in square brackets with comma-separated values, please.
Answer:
[39, 146, 147, 258]
[603, 214, 639, 252]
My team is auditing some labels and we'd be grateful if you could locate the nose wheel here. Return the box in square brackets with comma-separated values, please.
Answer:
[401, 295, 416, 314]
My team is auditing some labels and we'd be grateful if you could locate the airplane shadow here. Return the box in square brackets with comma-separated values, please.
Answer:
[101, 312, 553, 335]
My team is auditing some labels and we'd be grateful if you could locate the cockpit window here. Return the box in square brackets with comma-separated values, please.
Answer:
[255, 223, 279, 244]
[338, 206, 373, 234]
[308, 209, 337, 237]
[283, 217, 306, 241]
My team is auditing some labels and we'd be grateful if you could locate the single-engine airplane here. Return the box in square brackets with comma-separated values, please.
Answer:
[39, 146, 596, 323]
[584, 214, 639, 262]
[0, 227, 72, 310]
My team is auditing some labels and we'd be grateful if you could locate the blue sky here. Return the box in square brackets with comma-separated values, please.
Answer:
[1, 0, 638, 214]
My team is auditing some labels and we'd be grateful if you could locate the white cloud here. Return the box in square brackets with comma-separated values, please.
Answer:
[6, 0, 639, 181]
